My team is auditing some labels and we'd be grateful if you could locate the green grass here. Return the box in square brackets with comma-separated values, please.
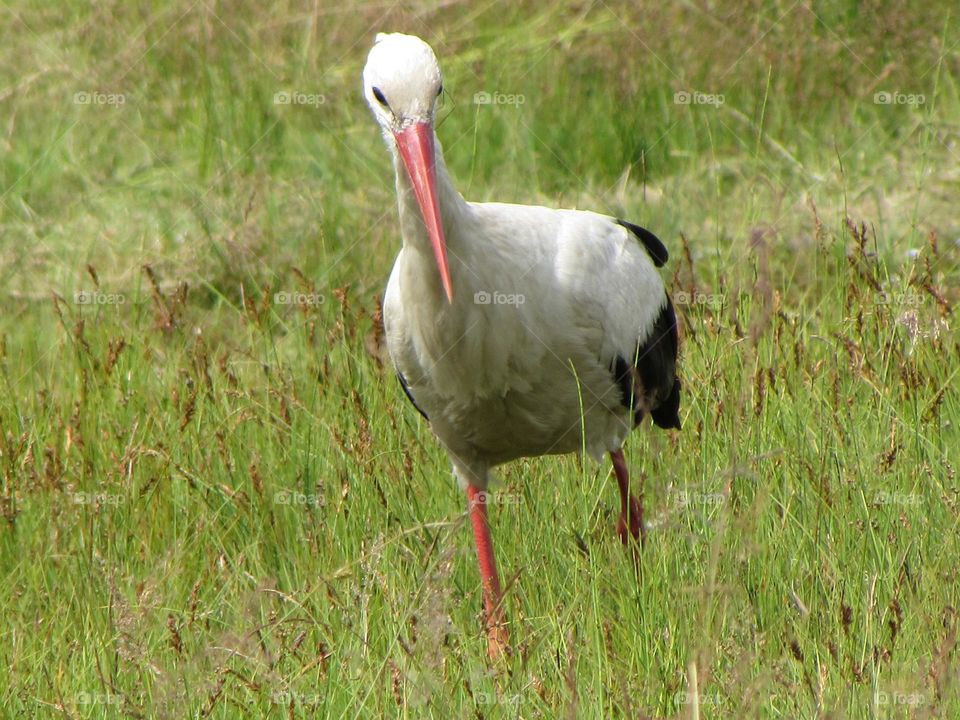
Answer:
[1, 1, 959, 717]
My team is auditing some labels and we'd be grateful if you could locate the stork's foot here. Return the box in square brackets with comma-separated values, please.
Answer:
[484, 616, 510, 661]
[616, 493, 646, 547]
[480, 592, 509, 660]
[610, 450, 647, 550]
[467, 484, 510, 662]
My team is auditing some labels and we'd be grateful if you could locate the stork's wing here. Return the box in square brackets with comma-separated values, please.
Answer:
[615, 218, 669, 267]
[397, 370, 429, 420]
[611, 292, 681, 429]
[604, 219, 681, 430]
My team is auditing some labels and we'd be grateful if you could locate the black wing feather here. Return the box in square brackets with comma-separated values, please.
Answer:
[616, 219, 669, 268]
[396, 371, 428, 420]
[611, 293, 682, 431]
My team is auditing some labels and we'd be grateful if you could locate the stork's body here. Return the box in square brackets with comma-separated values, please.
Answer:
[364, 33, 681, 659]
[385, 175, 677, 479]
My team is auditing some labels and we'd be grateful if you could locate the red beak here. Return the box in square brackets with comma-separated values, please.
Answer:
[394, 122, 454, 303]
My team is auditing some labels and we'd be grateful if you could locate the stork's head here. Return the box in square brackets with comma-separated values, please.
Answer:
[363, 33, 452, 302]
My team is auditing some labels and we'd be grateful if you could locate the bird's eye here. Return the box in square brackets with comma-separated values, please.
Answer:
[437, 83, 443, 97]
[372, 87, 388, 106]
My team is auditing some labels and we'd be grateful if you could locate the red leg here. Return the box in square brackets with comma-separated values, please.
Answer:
[466, 485, 509, 659]
[610, 449, 646, 547]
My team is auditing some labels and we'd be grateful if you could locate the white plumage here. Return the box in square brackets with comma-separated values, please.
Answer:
[384, 184, 668, 479]
[364, 32, 680, 659]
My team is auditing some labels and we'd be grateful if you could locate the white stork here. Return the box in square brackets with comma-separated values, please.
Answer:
[363, 33, 681, 659]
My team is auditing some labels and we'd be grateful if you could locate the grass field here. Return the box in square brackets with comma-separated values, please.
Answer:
[1, 1, 959, 717]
